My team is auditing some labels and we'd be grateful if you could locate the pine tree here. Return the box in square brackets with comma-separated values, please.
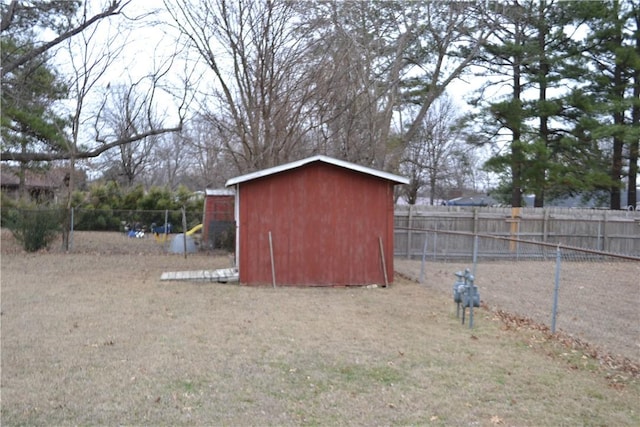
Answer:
[577, 0, 639, 209]
[1, 33, 69, 198]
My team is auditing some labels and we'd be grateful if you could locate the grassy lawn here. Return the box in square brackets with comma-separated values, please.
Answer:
[1, 233, 638, 426]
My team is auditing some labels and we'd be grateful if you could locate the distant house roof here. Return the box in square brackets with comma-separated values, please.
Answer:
[447, 194, 498, 207]
[225, 155, 410, 187]
[1, 169, 60, 189]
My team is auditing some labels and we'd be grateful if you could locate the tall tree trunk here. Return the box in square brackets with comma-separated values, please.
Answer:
[511, 57, 523, 208]
[630, 66, 639, 210]
[629, 9, 640, 209]
[429, 169, 437, 206]
[61, 157, 75, 251]
[18, 142, 27, 200]
[611, 28, 624, 210]
[534, 0, 549, 208]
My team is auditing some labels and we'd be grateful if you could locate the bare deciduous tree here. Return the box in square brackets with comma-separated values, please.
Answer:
[303, 1, 494, 173]
[142, 132, 189, 190]
[300, 1, 420, 168]
[1, 2, 188, 165]
[165, 0, 318, 173]
[59, 2, 131, 248]
[179, 115, 235, 189]
[400, 95, 471, 204]
[162, 0, 494, 181]
[96, 82, 165, 187]
[0, 0, 129, 79]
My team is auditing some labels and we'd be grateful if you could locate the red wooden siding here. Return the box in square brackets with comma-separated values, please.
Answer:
[204, 195, 234, 221]
[202, 193, 235, 248]
[237, 162, 395, 286]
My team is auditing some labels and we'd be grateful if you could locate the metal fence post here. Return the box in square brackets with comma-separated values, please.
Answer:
[472, 235, 478, 277]
[469, 271, 476, 329]
[162, 209, 170, 244]
[551, 245, 561, 333]
[181, 206, 188, 259]
[407, 204, 413, 259]
[469, 290, 474, 328]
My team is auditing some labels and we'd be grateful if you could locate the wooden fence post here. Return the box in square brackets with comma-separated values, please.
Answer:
[603, 210, 609, 252]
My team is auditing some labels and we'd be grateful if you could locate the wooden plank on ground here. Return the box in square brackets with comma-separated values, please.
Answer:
[160, 268, 239, 283]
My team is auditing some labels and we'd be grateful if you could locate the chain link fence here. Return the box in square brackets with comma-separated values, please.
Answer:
[70, 208, 203, 234]
[394, 228, 640, 365]
[3, 205, 638, 363]
[67, 207, 210, 253]
[1, 207, 215, 254]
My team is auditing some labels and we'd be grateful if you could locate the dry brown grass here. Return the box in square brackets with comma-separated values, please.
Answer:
[1, 231, 639, 426]
[395, 258, 640, 365]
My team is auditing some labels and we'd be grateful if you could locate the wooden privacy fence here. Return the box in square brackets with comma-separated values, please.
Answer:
[394, 205, 640, 258]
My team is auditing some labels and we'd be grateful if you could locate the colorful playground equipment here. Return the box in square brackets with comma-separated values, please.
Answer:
[152, 223, 202, 243]
[168, 225, 201, 254]
[148, 222, 203, 253]
[151, 223, 172, 243]
[186, 223, 203, 236]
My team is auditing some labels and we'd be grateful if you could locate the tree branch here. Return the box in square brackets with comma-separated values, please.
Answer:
[1, 125, 182, 162]
[0, 0, 18, 32]
[1, 0, 129, 78]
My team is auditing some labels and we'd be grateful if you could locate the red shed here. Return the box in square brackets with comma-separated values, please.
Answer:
[225, 155, 408, 286]
[202, 188, 235, 250]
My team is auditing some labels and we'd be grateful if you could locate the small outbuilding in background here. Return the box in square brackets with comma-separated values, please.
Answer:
[225, 155, 409, 287]
[202, 188, 235, 251]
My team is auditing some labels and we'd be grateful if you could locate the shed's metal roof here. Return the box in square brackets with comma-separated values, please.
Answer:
[205, 188, 235, 196]
[225, 155, 409, 187]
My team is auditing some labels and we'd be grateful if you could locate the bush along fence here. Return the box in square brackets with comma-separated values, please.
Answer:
[1, 207, 207, 252]
[70, 208, 203, 234]
[394, 227, 640, 364]
[1, 207, 64, 252]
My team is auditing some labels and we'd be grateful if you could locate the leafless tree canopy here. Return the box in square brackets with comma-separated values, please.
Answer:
[2, 0, 498, 202]
[1, 1, 187, 164]
[400, 95, 486, 204]
[165, 0, 320, 172]
[165, 0, 493, 179]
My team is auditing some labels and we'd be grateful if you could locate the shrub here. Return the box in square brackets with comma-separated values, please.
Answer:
[73, 207, 121, 231]
[0, 192, 17, 227]
[5, 207, 62, 252]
